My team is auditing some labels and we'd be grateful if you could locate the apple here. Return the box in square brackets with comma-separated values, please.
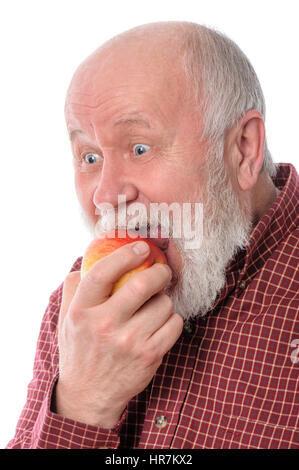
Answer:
[81, 229, 167, 294]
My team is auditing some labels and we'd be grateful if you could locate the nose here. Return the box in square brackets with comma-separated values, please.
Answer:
[92, 158, 138, 210]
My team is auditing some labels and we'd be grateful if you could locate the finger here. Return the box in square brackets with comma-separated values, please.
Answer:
[74, 241, 152, 309]
[105, 262, 172, 322]
[58, 271, 81, 328]
[128, 293, 174, 338]
[148, 312, 184, 355]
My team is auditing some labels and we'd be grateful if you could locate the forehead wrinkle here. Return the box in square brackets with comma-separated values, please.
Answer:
[66, 85, 138, 109]
[65, 86, 172, 137]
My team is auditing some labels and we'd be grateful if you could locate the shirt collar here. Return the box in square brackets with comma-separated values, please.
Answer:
[211, 163, 299, 310]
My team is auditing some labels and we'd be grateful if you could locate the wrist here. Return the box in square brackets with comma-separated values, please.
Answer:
[53, 380, 125, 428]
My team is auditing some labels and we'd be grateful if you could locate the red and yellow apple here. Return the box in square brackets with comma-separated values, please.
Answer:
[81, 229, 167, 294]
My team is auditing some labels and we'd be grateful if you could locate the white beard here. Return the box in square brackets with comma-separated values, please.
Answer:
[164, 142, 253, 319]
[79, 140, 253, 320]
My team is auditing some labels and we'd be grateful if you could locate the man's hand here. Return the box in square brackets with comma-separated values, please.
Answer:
[55, 241, 183, 428]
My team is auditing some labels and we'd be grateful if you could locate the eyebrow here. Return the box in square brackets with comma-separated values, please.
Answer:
[68, 116, 152, 142]
[113, 116, 151, 129]
[69, 128, 83, 142]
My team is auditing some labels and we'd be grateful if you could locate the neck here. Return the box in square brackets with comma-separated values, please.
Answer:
[251, 171, 279, 227]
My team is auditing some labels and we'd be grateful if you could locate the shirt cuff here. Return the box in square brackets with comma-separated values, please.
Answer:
[31, 374, 127, 449]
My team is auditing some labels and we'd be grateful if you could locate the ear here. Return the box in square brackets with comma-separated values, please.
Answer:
[235, 110, 265, 191]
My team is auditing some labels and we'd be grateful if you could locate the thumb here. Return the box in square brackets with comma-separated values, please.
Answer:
[58, 271, 81, 328]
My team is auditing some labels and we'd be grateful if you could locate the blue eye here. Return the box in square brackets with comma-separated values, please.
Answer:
[133, 144, 150, 156]
[84, 152, 101, 164]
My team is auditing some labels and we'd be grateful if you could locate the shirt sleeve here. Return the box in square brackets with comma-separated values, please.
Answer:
[6, 257, 126, 449]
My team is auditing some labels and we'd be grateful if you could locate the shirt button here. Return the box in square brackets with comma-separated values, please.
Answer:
[183, 320, 193, 334]
[239, 281, 246, 290]
[155, 415, 168, 429]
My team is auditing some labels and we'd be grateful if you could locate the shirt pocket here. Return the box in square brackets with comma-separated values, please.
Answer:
[208, 414, 299, 448]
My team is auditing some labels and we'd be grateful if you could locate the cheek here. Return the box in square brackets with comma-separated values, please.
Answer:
[153, 176, 197, 203]
[143, 165, 181, 200]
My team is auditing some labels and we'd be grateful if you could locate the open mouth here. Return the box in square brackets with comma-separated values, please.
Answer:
[146, 224, 170, 253]
[132, 223, 170, 253]
[114, 223, 170, 254]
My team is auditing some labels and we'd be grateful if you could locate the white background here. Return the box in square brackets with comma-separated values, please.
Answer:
[0, 0, 298, 448]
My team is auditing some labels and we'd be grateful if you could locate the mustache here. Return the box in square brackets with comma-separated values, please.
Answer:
[93, 200, 205, 249]
[94, 209, 174, 238]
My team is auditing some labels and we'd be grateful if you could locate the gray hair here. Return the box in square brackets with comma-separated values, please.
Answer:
[182, 24, 277, 178]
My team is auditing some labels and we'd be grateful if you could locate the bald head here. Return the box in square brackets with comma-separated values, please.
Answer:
[65, 22, 201, 154]
[66, 22, 194, 108]
[86, 21, 191, 63]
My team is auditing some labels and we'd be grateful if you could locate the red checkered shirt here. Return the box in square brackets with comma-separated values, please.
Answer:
[6, 163, 299, 449]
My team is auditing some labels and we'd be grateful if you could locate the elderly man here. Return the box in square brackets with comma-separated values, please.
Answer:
[7, 22, 298, 449]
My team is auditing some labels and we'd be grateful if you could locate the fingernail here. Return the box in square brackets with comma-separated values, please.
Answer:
[132, 241, 150, 255]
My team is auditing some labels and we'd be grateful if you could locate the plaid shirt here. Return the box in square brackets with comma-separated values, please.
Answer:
[7, 163, 299, 449]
